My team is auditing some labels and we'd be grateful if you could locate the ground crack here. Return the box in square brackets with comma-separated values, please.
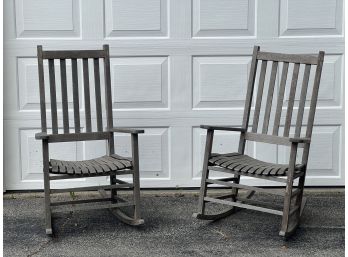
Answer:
[26, 238, 52, 257]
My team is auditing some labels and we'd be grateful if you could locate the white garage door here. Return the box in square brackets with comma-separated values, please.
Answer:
[4, 0, 344, 190]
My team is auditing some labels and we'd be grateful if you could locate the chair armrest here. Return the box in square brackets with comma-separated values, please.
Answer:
[35, 132, 50, 140]
[289, 137, 311, 144]
[109, 128, 145, 134]
[200, 125, 246, 132]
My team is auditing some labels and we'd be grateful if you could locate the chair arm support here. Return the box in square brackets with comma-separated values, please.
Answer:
[109, 128, 145, 134]
[289, 137, 311, 144]
[200, 125, 246, 132]
[35, 132, 50, 140]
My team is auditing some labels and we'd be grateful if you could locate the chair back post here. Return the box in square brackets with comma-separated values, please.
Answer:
[102, 45, 115, 155]
[37, 45, 47, 133]
[238, 46, 260, 154]
[103, 44, 114, 131]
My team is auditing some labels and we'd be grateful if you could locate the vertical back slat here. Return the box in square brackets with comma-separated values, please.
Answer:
[48, 59, 58, 134]
[294, 64, 311, 137]
[273, 62, 289, 135]
[37, 46, 47, 132]
[83, 58, 92, 132]
[283, 63, 300, 137]
[60, 59, 69, 133]
[103, 45, 114, 130]
[262, 61, 278, 134]
[93, 58, 103, 132]
[252, 60, 267, 133]
[71, 58, 80, 133]
[238, 46, 259, 153]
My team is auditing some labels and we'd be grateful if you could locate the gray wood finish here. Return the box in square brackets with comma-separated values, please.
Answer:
[103, 45, 113, 130]
[199, 126, 245, 134]
[208, 153, 304, 177]
[131, 133, 141, 219]
[257, 52, 318, 65]
[284, 63, 300, 137]
[244, 132, 306, 147]
[273, 62, 289, 135]
[262, 61, 278, 134]
[48, 59, 58, 134]
[42, 139, 52, 235]
[206, 179, 286, 196]
[93, 58, 103, 132]
[194, 46, 325, 238]
[204, 197, 283, 216]
[37, 46, 47, 132]
[197, 129, 214, 215]
[71, 58, 80, 133]
[42, 50, 106, 59]
[252, 60, 267, 133]
[60, 59, 69, 133]
[35, 45, 144, 235]
[83, 58, 92, 132]
[295, 64, 311, 137]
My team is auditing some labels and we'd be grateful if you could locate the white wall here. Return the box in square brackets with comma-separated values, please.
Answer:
[4, 0, 344, 190]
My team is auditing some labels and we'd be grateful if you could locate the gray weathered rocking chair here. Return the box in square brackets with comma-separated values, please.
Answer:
[193, 46, 324, 237]
[35, 45, 144, 235]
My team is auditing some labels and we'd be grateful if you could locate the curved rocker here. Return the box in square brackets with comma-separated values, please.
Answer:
[109, 208, 144, 226]
[193, 207, 236, 221]
[98, 189, 144, 226]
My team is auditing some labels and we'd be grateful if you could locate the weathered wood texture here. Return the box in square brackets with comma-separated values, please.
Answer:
[194, 46, 325, 238]
[50, 154, 133, 175]
[37, 45, 112, 135]
[36, 45, 144, 234]
[208, 153, 305, 176]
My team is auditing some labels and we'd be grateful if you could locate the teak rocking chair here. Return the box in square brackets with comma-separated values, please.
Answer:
[193, 46, 324, 237]
[35, 45, 144, 235]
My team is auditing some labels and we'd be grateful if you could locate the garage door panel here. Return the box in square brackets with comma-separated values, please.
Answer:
[192, 0, 256, 37]
[15, 0, 81, 38]
[111, 57, 169, 109]
[192, 56, 251, 109]
[104, 0, 168, 38]
[4, 0, 344, 189]
[279, 0, 343, 36]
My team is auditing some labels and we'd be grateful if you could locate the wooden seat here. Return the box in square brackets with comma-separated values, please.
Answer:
[209, 153, 305, 176]
[50, 154, 132, 175]
[193, 46, 325, 238]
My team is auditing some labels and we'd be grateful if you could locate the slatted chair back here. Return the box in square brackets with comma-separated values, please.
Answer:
[37, 45, 113, 135]
[239, 46, 324, 165]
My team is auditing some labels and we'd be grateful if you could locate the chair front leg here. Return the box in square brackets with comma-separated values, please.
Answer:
[197, 129, 214, 215]
[294, 168, 307, 220]
[108, 135, 117, 202]
[280, 142, 298, 237]
[131, 133, 141, 220]
[42, 140, 52, 235]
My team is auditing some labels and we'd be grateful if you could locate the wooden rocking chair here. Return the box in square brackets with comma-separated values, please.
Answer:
[35, 45, 144, 235]
[193, 46, 325, 237]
